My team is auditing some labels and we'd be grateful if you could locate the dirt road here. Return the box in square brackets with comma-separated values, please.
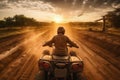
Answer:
[0, 25, 120, 80]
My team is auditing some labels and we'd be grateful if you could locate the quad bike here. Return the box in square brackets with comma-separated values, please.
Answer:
[35, 45, 84, 80]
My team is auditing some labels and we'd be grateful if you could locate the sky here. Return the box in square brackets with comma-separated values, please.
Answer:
[0, 0, 120, 22]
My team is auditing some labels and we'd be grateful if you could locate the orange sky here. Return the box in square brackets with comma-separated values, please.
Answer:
[0, 0, 119, 22]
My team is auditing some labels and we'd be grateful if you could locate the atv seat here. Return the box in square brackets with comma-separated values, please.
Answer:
[52, 55, 69, 60]
[52, 55, 70, 62]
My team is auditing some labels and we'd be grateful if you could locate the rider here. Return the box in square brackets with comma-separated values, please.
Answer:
[43, 26, 79, 56]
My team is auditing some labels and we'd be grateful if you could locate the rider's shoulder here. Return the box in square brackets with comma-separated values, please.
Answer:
[54, 35, 58, 37]
[53, 35, 58, 38]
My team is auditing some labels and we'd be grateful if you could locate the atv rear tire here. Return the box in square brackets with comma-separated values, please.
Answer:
[35, 71, 45, 80]
[73, 73, 86, 80]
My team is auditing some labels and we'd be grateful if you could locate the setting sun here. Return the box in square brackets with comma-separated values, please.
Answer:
[53, 15, 63, 23]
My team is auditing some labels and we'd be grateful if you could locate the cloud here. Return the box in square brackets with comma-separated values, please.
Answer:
[1, 0, 120, 10]
[0, 0, 10, 9]
[1, 0, 119, 13]
[0, 0, 56, 12]
[65, 5, 114, 22]
[0, 0, 120, 22]
[112, 2, 120, 8]
[0, 0, 58, 21]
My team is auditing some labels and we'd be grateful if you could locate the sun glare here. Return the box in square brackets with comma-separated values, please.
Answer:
[53, 15, 63, 23]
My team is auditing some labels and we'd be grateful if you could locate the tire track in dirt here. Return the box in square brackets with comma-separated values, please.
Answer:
[0, 27, 53, 80]
[0, 29, 50, 80]
[1, 25, 120, 80]
[64, 25, 120, 80]
[71, 29, 120, 80]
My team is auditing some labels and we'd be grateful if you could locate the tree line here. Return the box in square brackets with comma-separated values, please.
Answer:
[69, 8, 120, 29]
[0, 15, 51, 27]
[69, 22, 102, 27]
[105, 8, 120, 28]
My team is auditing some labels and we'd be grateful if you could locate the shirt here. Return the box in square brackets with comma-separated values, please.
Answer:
[44, 33, 78, 56]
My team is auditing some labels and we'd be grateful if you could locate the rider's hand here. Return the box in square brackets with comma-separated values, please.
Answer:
[68, 45, 72, 47]
[48, 44, 52, 47]
[76, 46, 79, 48]
[42, 44, 46, 47]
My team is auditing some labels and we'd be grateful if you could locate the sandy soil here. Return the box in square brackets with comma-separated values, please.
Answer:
[0, 25, 120, 80]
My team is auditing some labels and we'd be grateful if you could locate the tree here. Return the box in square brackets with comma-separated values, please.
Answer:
[0, 20, 5, 27]
[13, 15, 26, 26]
[106, 8, 120, 28]
[4, 17, 14, 26]
[0, 14, 50, 27]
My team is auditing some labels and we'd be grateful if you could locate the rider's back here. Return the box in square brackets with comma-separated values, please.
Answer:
[43, 27, 78, 56]
[53, 33, 69, 56]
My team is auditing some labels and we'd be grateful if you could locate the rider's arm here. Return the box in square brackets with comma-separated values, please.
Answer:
[66, 36, 79, 48]
[43, 37, 55, 47]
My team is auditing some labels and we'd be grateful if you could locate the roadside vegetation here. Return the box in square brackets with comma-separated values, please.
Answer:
[69, 8, 120, 56]
[69, 8, 120, 36]
[0, 15, 52, 27]
[0, 15, 53, 39]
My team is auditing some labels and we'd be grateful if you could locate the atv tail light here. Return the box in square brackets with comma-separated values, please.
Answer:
[71, 63, 83, 72]
[43, 62, 50, 69]
[39, 61, 44, 67]
[38, 61, 51, 70]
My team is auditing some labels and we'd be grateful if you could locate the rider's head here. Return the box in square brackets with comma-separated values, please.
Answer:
[57, 27, 65, 34]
